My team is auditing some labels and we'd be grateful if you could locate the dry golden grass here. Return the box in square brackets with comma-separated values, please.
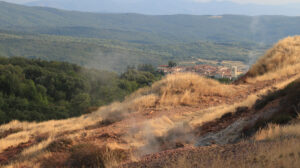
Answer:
[189, 72, 300, 127]
[255, 123, 300, 141]
[129, 72, 234, 108]
[188, 94, 258, 127]
[123, 72, 298, 155]
[166, 118, 300, 168]
[255, 115, 300, 141]
[165, 117, 300, 168]
[165, 137, 300, 168]
[21, 137, 53, 158]
[93, 73, 236, 130]
[248, 36, 300, 78]
[0, 113, 102, 153]
[246, 62, 300, 83]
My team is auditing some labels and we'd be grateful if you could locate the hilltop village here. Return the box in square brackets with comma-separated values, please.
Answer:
[158, 60, 248, 79]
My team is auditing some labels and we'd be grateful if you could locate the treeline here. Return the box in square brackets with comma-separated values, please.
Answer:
[0, 57, 162, 124]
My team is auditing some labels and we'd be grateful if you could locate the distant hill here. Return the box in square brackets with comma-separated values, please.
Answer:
[0, 32, 262, 72]
[1, 1, 300, 44]
[26, 0, 300, 16]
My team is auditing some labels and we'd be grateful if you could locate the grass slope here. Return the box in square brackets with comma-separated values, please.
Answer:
[248, 36, 300, 77]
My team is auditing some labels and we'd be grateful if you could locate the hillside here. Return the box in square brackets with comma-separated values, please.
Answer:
[0, 57, 162, 125]
[247, 36, 300, 77]
[0, 32, 169, 72]
[0, 36, 299, 167]
[0, 32, 263, 72]
[1, 1, 300, 44]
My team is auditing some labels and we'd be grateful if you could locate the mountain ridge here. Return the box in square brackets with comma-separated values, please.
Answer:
[25, 0, 300, 16]
[2, 1, 300, 44]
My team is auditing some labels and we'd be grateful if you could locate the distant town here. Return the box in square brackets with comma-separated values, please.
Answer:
[158, 59, 249, 79]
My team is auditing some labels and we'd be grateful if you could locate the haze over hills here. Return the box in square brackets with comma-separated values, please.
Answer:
[24, 0, 300, 16]
[1, 1, 300, 45]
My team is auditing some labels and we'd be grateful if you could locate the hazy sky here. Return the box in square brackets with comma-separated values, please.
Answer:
[2, 0, 34, 3]
[3, 0, 300, 5]
[192, 0, 300, 5]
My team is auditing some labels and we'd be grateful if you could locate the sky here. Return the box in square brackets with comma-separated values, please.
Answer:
[192, 0, 300, 5]
[2, 0, 300, 16]
[3, 0, 300, 5]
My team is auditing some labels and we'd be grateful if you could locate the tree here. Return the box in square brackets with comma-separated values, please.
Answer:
[71, 93, 91, 114]
[137, 64, 155, 73]
[168, 61, 177, 67]
[0, 110, 7, 124]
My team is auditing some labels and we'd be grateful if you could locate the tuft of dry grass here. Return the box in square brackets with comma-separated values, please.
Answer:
[151, 73, 234, 106]
[246, 63, 300, 83]
[255, 115, 300, 141]
[188, 94, 258, 127]
[0, 113, 102, 153]
[163, 137, 300, 168]
[68, 143, 105, 168]
[92, 72, 236, 130]
[40, 152, 70, 168]
[67, 143, 130, 168]
[247, 36, 300, 78]
[46, 138, 73, 152]
[128, 73, 234, 108]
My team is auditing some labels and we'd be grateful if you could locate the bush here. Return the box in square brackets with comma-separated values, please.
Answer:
[40, 152, 70, 168]
[68, 143, 105, 168]
[47, 138, 73, 152]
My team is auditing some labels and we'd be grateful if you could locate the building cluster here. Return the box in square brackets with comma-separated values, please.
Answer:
[157, 64, 243, 79]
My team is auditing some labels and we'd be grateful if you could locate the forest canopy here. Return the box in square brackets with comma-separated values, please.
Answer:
[0, 57, 162, 124]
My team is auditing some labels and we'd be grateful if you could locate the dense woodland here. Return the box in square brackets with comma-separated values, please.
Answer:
[0, 32, 265, 72]
[0, 57, 162, 124]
